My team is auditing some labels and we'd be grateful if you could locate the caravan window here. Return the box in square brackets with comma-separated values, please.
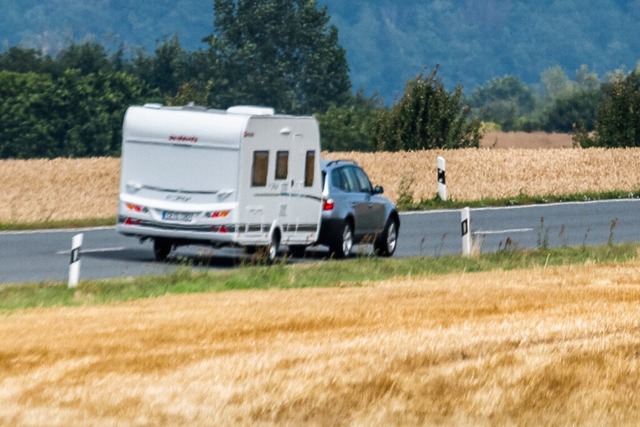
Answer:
[275, 151, 289, 180]
[304, 151, 315, 187]
[252, 151, 269, 187]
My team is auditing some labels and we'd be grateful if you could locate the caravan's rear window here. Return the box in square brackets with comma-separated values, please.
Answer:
[304, 151, 315, 187]
[252, 151, 269, 187]
[276, 151, 289, 180]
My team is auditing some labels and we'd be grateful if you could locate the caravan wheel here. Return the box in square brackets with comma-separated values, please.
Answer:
[254, 233, 280, 264]
[266, 233, 280, 263]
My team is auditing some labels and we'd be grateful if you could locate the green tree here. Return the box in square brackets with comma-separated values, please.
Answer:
[0, 71, 58, 158]
[541, 66, 575, 103]
[53, 70, 147, 157]
[576, 69, 640, 147]
[205, 0, 351, 114]
[575, 64, 600, 92]
[0, 69, 148, 159]
[56, 41, 113, 75]
[129, 36, 193, 98]
[153, 36, 191, 96]
[0, 47, 60, 76]
[542, 88, 602, 133]
[373, 67, 481, 151]
[315, 91, 382, 151]
[469, 75, 535, 131]
[166, 79, 214, 106]
[538, 65, 603, 133]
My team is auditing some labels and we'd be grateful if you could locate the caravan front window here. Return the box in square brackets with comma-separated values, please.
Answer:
[252, 151, 269, 187]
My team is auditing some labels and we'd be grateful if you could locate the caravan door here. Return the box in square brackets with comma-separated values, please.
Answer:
[286, 133, 321, 243]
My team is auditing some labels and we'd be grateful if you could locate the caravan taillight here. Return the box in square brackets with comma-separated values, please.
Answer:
[125, 203, 148, 213]
[210, 210, 231, 218]
[323, 198, 335, 211]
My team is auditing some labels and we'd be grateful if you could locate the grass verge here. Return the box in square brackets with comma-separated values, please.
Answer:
[398, 189, 640, 210]
[1, 243, 638, 312]
[0, 216, 116, 231]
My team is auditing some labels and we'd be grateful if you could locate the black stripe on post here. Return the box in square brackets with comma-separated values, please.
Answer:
[461, 219, 469, 237]
[70, 248, 81, 264]
[438, 168, 446, 185]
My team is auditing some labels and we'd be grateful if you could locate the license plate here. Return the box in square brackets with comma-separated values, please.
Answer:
[163, 211, 193, 222]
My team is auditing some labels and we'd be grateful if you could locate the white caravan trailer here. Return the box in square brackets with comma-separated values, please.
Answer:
[116, 104, 323, 261]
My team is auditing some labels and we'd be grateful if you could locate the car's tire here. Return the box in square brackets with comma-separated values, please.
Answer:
[374, 217, 399, 257]
[329, 220, 353, 259]
[288, 245, 307, 258]
[153, 238, 172, 262]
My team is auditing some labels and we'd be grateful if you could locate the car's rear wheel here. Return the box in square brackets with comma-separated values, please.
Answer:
[374, 218, 399, 257]
[330, 220, 353, 259]
[153, 238, 172, 262]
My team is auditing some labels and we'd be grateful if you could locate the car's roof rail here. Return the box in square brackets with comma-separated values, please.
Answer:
[325, 159, 355, 167]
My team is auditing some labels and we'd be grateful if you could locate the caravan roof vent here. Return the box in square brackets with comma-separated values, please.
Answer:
[182, 103, 208, 111]
[143, 103, 163, 109]
[227, 106, 275, 116]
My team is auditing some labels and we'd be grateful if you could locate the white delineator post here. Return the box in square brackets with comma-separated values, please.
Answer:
[437, 156, 447, 201]
[461, 207, 471, 256]
[68, 233, 83, 288]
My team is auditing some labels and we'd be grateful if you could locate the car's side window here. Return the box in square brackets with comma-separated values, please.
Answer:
[352, 167, 372, 193]
[331, 168, 350, 192]
[341, 167, 360, 192]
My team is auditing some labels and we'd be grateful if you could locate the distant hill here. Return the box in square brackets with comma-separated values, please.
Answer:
[0, 1, 212, 54]
[2, 0, 639, 100]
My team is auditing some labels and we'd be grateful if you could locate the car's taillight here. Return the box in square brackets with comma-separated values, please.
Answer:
[323, 198, 335, 211]
[123, 218, 141, 226]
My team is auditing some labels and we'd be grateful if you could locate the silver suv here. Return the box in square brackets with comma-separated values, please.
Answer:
[315, 159, 400, 258]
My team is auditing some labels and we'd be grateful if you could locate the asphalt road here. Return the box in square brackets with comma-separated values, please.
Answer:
[1, 200, 639, 284]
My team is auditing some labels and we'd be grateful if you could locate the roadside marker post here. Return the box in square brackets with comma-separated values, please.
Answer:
[437, 156, 447, 201]
[461, 207, 472, 256]
[68, 233, 83, 288]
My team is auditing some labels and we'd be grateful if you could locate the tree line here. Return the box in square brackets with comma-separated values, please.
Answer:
[1, 0, 639, 159]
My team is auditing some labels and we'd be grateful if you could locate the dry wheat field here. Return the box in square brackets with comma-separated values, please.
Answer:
[2, 132, 640, 223]
[3, 133, 640, 425]
[1, 261, 640, 425]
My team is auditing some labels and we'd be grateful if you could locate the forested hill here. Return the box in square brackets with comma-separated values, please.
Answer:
[2, 0, 639, 100]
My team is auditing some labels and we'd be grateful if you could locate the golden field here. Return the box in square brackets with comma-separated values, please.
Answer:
[2, 261, 640, 425]
[2, 132, 640, 223]
[2, 132, 640, 425]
